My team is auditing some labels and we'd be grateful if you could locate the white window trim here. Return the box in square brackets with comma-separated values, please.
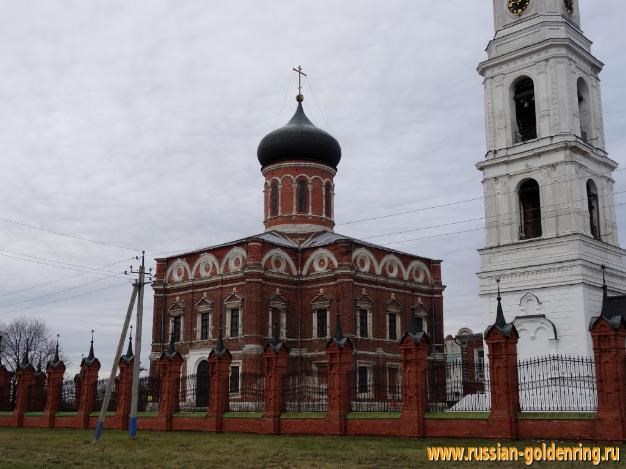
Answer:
[170, 311, 184, 343]
[197, 311, 212, 341]
[386, 312, 401, 341]
[355, 361, 374, 399]
[387, 364, 402, 400]
[356, 308, 373, 338]
[225, 307, 243, 338]
[267, 307, 287, 339]
[313, 308, 330, 338]
[229, 361, 242, 397]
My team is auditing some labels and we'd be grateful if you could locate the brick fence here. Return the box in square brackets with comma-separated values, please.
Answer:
[0, 316, 624, 441]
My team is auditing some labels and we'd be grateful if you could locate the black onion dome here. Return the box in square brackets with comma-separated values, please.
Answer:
[257, 102, 341, 170]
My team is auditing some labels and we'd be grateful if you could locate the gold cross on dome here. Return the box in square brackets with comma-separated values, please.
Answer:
[292, 65, 307, 99]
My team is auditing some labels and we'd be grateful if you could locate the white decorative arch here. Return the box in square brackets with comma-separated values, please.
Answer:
[191, 253, 220, 279]
[302, 248, 338, 276]
[519, 292, 542, 315]
[280, 174, 295, 184]
[261, 248, 298, 275]
[405, 260, 432, 284]
[166, 259, 191, 283]
[220, 246, 247, 274]
[352, 247, 378, 275]
[378, 254, 407, 279]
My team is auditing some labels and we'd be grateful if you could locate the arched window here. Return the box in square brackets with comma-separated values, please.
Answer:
[519, 179, 542, 239]
[269, 180, 279, 217]
[577, 78, 591, 142]
[587, 179, 600, 240]
[513, 77, 537, 142]
[324, 184, 332, 218]
[297, 179, 308, 213]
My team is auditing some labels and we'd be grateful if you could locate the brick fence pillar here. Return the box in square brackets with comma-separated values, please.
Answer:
[0, 365, 14, 412]
[44, 350, 66, 428]
[399, 329, 429, 437]
[208, 337, 232, 432]
[485, 282, 519, 439]
[78, 342, 101, 429]
[325, 315, 353, 435]
[590, 315, 626, 441]
[158, 334, 183, 431]
[14, 359, 36, 428]
[116, 353, 135, 430]
[262, 330, 289, 434]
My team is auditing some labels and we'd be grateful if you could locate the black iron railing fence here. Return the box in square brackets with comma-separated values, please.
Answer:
[282, 364, 327, 413]
[427, 357, 491, 412]
[0, 382, 15, 412]
[27, 380, 47, 412]
[94, 378, 117, 412]
[138, 375, 160, 412]
[59, 378, 78, 412]
[228, 372, 265, 412]
[176, 373, 209, 412]
[349, 364, 402, 412]
[517, 355, 596, 412]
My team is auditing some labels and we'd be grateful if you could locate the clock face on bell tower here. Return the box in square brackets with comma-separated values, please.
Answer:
[508, 0, 530, 16]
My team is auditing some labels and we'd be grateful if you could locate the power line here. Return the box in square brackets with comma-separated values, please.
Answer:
[0, 215, 141, 252]
[0, 256, 136, 299]
[0, 250, 128, 278]
[382, 200, 626, 247]
[337, 167, 626, 227]
[0, 276, 113, 311]
[0, 281, 130, 316]
[362, 189, 626, 242]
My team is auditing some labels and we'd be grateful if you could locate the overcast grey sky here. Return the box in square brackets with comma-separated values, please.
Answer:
[0, 1, 624, 375]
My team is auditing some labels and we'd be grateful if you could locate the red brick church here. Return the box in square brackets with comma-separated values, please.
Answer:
[149, 87, 445, 387]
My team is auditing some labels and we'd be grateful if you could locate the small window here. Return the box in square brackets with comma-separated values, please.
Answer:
[297, 179, 308, 213]
[200, 313, 210, 340]
[388, 314, 397, 341]
[587, 179, 600, 240]
[513, 77, 537, 142]
[270, 181, 279, 217]
[357, 366, 369, 394]
[316, 309, 327, 338]
[229, 309, 240, 338]
[229, 365, 240, 393]
[324, 184, 332, 218]
[519, 179, 542, 239]
[358, 309, 369, 338]
[172, 316, 182, 343]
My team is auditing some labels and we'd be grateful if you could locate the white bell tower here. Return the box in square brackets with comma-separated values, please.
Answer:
[476, 0, 626, 357]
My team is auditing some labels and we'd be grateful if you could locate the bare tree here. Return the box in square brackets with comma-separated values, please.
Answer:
[0, 317, 64, 375]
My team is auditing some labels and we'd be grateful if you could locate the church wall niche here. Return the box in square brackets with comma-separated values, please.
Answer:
[280, 175, 295, 216]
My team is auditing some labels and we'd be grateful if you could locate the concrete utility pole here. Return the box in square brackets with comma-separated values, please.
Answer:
[93, 281, 138, 443]
[129, 251, 149, 439]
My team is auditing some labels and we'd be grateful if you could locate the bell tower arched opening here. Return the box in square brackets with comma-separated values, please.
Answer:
[512, 77, 537, 142]
[586, 179, 600, 240]
[519, 179, 542, 240]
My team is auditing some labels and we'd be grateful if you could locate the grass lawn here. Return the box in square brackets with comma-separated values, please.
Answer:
[0, 428, 623, 468]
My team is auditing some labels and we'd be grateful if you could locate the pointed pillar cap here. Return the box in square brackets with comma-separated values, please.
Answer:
[484, 279, 516, 338]
[266, 321, 289, 354]
[121, 327, 135, 363]
[210, 327, 231, 359]
[326, 314, 352, 349]
[47, 334, 64, 369]
[81, 330, 99, 367]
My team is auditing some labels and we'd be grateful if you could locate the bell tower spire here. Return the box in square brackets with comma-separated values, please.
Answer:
[476, 1, 626, 358]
